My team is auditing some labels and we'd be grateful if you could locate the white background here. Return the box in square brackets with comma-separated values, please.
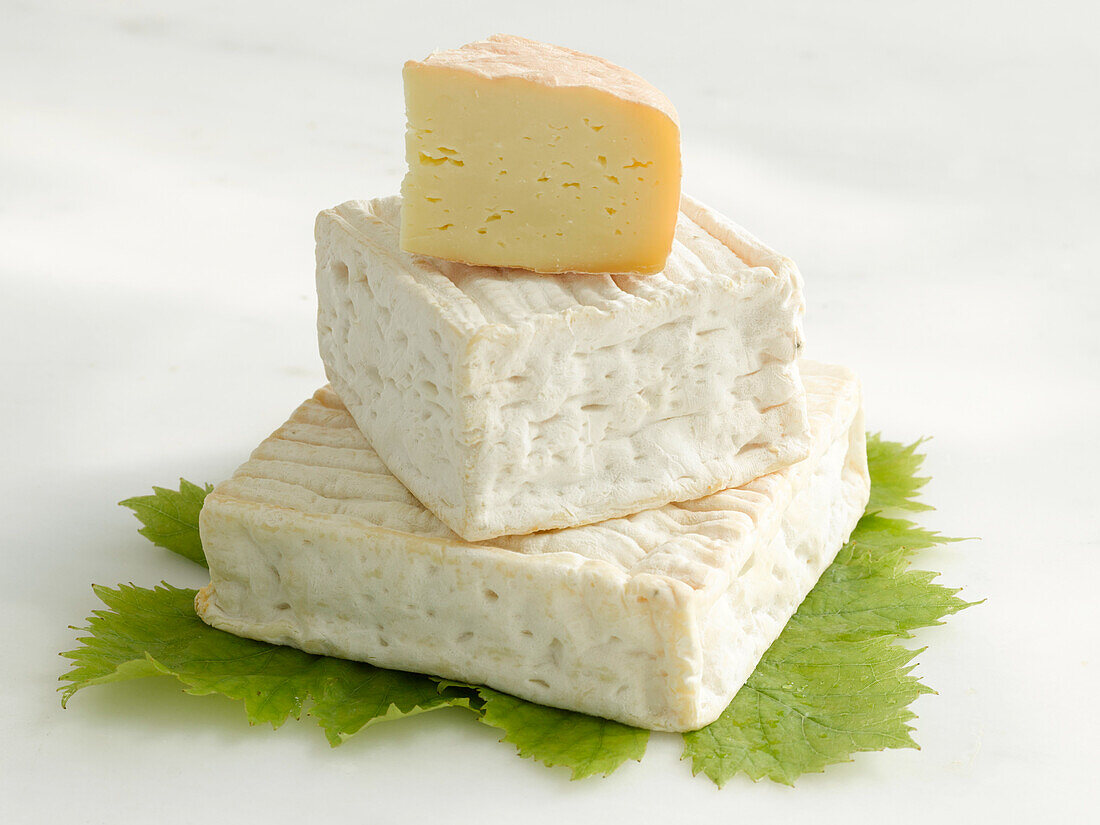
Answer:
[2, 0, 1097, 821]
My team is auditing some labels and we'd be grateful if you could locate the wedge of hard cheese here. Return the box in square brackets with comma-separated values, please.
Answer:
[317, 193, 807, 542]
[196, 361, 869, 732]
[400, 34, 681, 274]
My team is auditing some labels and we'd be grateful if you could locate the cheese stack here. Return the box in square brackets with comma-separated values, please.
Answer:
[195, 35, 870, 732]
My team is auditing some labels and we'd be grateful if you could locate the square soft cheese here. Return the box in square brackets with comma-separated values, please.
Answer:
[316, 193, 808, 541]
[196, 361, 868, 732]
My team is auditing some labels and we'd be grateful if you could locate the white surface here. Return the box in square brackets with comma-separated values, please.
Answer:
[1, 0, 1096, 822]
[317, 194, 806, 540]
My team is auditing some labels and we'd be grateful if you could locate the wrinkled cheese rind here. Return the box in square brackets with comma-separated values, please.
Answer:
[400, 34, 681, 274]
[316, 193, 808, 541]
[196, 361, 869, 732]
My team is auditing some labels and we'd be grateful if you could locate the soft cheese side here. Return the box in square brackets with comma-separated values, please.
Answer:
[196, 362, 869, 732]
[316, 193, 808, 541]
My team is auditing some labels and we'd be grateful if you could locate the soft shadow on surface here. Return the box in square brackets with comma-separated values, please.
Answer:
[60, 675, 269, 746]
[67, 665, 657, 785]
[61, 670, 486, 753]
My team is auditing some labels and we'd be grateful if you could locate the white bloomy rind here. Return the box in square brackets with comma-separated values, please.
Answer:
[316, 193, 808, 541]
[196, 361, 868, 732]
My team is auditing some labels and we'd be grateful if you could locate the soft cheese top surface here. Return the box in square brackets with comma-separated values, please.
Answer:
[412, 34, 679, 124]
[339, 194, 797, 337]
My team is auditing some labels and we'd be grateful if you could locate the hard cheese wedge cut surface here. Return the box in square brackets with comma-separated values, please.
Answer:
[196, 361, 868, 732]
[317, 193, 807, 542]
[400, 34, 681, 274]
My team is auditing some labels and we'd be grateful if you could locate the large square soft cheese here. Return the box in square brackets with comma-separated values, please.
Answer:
[195, 361, 868, 732]
[316, 193, 808, 541]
